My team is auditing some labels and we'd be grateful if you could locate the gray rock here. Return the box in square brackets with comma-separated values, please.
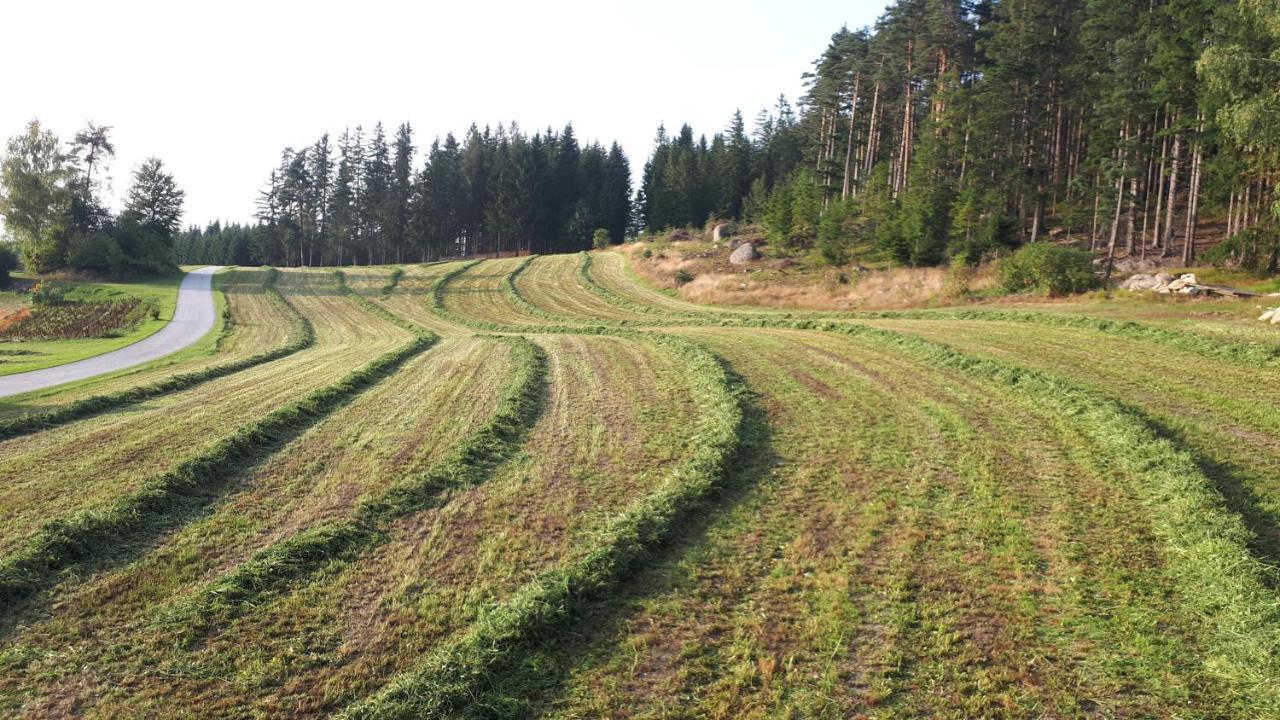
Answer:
[729, 243, 759, 265]
[711, 223, 731, 243]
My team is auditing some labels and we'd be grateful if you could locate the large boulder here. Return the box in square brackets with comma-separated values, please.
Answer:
[1121, 273, 1160, 291]
[729, 243, 759, 265]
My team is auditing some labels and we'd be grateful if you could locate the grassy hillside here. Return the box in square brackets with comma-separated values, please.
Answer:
[1, 250, 1278, 718]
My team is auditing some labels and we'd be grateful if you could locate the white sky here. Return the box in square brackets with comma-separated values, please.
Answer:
[2, 0, 887, 227]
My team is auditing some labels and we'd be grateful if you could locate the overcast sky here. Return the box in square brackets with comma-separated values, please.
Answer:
[2, 0, 887, 227]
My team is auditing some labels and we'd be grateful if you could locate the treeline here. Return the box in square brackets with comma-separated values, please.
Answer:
[0, 121, 185, 276]
[235, 123, 631, 267]
[641, 0, 1280, 271]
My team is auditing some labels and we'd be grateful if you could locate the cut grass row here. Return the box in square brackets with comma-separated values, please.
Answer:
[589, 250, 1280, 368]
[0, 318, 435, 616]
[339, 332, 747, 720]
[532, 328, 1230, 718]
[156, 332, 544, 643]
[0, 327, 704, 715]
[0, 268, 314, 440]
[720, 319, 1280, 713]
[0, 271, 414, 577]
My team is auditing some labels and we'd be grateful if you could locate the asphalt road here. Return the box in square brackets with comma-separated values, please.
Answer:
[0, 266, 224, 399]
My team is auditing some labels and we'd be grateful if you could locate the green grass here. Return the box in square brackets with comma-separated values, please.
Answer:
[2, 250, 1280, 718]
[0, 272, 188, 376]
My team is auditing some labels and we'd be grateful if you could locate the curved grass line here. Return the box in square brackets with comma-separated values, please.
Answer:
[0, 298, 435, 616]
[0, 268, 316, 442]
[589, 252, 1280, 367]
[742, 317, 1280, 713]
[156, 334, 546, 643]
[338, 332, 747, 720]
[850, 308, 1280, 368]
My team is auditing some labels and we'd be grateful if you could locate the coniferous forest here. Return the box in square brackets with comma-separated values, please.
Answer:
[175, 0, 1279, 274]
[637, 0, 1280, 272]
[178, 124, 632, 266]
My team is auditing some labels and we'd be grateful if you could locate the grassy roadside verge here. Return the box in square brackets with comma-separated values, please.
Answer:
[0, 271, 189, 376]
[0, 268, 314, 441]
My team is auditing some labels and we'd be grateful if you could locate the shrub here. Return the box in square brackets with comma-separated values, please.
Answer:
[674, 269, 694, 286]
[1202, 225, 1279, 273]
[28, 280, 65, 305]
[592, 228, 611, 250]
[1000, 243, 1099, 296]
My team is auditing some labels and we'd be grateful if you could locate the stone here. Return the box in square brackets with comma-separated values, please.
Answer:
[1259, 308, 1277, 322]
[729, 243, 759, 265]
[711, 223, 731, 243]
[1121, 273, 1159, 291]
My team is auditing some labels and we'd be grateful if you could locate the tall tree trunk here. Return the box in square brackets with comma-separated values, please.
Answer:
[864, 81, 882, 178]
[1160, 126, 1182, 257]
[842, 73, 862, 200]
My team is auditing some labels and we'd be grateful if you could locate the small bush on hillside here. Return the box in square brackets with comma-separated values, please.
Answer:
[1000, 243, 1099, 296]
[592, 228, 611, 250]
[29, 280, 65, 305]
[674, 269, 694, 286]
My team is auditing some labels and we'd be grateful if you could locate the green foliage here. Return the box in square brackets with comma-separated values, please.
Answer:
[592, 227, 611, 250]
[763, 169, 821, 249]
[674, 268, 694, 285]
[1000, 243, 1100, 296]
[0, 121, 180, 277]
[0, 242, 19, 286]
[1202, 225, 1280, 272]
[816, 200, 855, 266]
[28, 280, 65, 306]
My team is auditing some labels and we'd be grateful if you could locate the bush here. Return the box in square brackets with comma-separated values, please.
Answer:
[1000, 243, 1099, 296]
[674, 269, 694, 286]
[0, 243, 18, 287]
[1202, 226, 1279, 273]
[592, 228, 611, 250]
[28, 280, 65, 305]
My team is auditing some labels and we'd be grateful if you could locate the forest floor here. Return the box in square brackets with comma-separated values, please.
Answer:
[1, 249, 1278, 718]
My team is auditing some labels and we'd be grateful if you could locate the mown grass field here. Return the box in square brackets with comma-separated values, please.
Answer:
[1, 250, 1279, 718]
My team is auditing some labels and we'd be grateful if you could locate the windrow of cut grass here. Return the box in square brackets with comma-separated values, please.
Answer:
[854, 308, 1280, 368]
[437, 257, 564, 329]
[0, 274, 409, 556]
[0, 272, 417, 597]
[156, 333, 542, 642]
[534, 327, 1236, 718]
[0, 334, 521, 716]
[710, 318, 1280, 713]
[339, 331, 747, 720]
[0, 322, 435, 617]
[1, 333, 704, 717]
[370, 261, 474, 337]
[0, 268, 314, 440]
[513, 254, 658, 325]
[858, 317, 1280, 563]
[592, 250, 1280, 367]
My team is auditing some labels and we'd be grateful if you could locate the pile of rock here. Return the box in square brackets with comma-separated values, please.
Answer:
[1120, 272, 1180, 293]
[1260, 307, 1280, 325]
[1120, 272, 1250, 297]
